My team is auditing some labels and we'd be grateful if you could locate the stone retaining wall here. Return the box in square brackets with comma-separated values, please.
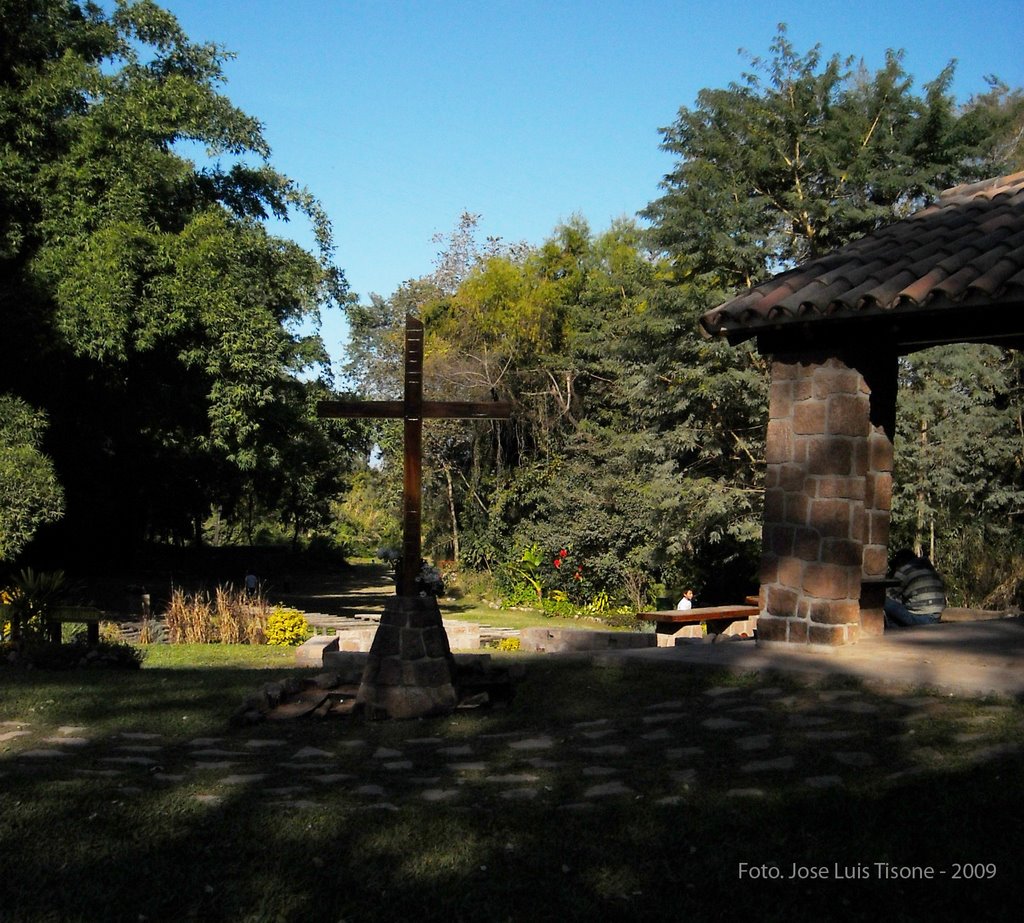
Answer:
[519, 627, 656, 654]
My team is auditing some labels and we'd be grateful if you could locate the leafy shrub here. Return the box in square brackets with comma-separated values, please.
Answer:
[540, 593, 577, 618]
[2, 638, 145, 670]
[499, 581, 540, 608]
[0, 396, 65, 562]
[265, 607, 309, 646]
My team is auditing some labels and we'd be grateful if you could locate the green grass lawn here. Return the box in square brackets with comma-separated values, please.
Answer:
[141, 642, 300, 669]
[1, 646, 1022, 922]
[439, 599, 620, 631]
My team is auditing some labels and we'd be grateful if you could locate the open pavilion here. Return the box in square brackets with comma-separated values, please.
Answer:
[700, 172, 1024, 647]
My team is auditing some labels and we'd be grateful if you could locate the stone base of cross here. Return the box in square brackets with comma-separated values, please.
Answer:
[317, 314, 511, 719]
[355, 595, 459, 719]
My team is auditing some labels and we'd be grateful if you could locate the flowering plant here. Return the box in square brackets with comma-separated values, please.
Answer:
[499, 542, 597, 610]
[550, 547, 585, 594]
[415, 562, 445, 597]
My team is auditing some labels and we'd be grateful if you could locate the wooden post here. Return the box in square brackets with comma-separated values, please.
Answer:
[401, 318, 424, 595]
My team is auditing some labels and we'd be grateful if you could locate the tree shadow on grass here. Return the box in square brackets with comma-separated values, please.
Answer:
[1, 660, 1022, 921]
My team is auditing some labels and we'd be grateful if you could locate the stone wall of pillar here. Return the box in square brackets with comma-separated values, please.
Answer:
[757, 351, 896, 647]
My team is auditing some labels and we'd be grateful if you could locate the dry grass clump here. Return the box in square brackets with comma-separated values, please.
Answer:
[163, 585, 269, 644]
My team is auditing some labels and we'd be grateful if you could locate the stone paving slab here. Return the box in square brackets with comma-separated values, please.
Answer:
[2, 664, 1021, 815]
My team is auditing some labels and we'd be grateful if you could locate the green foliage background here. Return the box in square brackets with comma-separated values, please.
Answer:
[2, 6, 1022, 611]
[343, 31, 1023, 608]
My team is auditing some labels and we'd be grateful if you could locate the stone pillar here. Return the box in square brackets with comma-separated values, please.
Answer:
[859, 352, 897, 636]
[356, 595, 459, 719]
[757, 350, 897, 647]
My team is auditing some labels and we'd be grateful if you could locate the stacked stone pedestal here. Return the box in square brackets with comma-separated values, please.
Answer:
[356, 595, 458, 720]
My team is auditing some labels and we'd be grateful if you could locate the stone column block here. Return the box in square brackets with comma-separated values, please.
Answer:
[766, 585, 799, 617]
[794, 401, 827, 434]
[827, 394, 871, 437]
[808, 498, 853, 539]
[808, 623, 850, 645]
[787, 619, 809, 644]
[862, 544, 889, 579]
[803, 563, 850, 599]
[821, 538, 863, 567]
[807, 437, 853, 475]
[754, 615, 788, 643]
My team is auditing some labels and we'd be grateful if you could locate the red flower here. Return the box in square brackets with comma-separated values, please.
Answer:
[559, 549, 568, 558]
[553, 558, 562, 568]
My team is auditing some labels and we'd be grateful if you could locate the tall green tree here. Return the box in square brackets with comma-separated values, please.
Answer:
[1, 0, 348, 557]
[349, 218, 767, 603]
[644, 27, 1024, 606]
[643, 25, 1022, 289]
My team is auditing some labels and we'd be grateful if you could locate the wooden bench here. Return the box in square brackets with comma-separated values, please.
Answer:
[47, 606, 105, 645]
[1, 603, 105, 645]
[637, 605, 760, 645]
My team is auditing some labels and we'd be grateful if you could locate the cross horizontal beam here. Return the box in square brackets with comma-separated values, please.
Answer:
[317, 399, 513, 420]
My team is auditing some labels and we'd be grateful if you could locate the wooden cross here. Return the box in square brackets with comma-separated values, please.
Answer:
[318, 314, 512, 596]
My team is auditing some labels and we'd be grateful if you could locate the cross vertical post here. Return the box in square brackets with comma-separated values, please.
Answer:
[401, 318, 424, 596]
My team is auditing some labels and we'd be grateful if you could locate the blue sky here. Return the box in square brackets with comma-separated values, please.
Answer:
[154, 0, 1024, 371]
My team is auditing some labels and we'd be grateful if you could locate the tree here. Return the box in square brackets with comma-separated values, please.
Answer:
[370, 218, 767, 601]
[0, 0, 349, 557]
[343, 215, 533, 567]
[0, 396, 65, 562]
[643, 25, 1020, 290]
[644, 26, 1024, 606]
[891, 345, 1024, 605]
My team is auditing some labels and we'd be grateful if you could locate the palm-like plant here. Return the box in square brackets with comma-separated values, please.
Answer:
[4, 568, 67, 642]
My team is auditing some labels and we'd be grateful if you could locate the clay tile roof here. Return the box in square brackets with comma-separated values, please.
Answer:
[701, 172, 1024, 343]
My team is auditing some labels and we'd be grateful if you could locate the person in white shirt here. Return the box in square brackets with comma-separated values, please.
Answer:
[677, 589, 694, 610]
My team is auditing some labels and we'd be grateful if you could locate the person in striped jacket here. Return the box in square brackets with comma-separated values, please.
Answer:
[883, 549, 946, 628]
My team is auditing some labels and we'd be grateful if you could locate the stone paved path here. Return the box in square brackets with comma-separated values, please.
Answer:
[2, 685, 1019, 811]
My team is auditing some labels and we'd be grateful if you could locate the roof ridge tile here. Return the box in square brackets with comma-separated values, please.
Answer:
[939, 172, 1024, 203]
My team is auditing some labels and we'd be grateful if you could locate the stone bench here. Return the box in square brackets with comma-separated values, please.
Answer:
[636, 605, 760, 647]
[296, 621, 482, 666]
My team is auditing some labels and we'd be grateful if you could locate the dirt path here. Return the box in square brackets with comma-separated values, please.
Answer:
[272, 562, 395, 618]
